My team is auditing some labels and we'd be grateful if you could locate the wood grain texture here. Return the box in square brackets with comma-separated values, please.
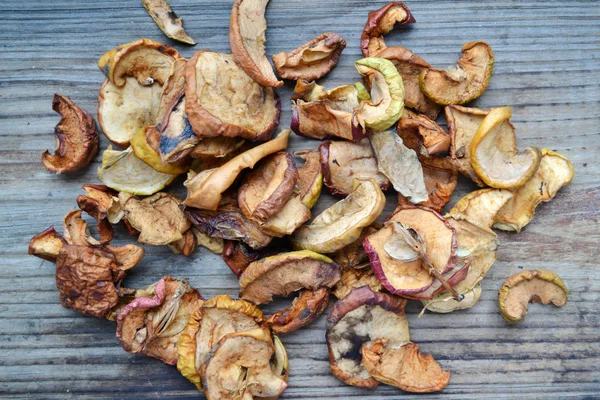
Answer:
[0, 0, 599, 398]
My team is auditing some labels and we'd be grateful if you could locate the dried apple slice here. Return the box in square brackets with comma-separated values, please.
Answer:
[397, 109, 450, 156]
[184, 130, 290, 210]
[168, 229, 196, 256]
[446, 217, 499, 259]
[116, 277, 203, 365]
[239, 250, 341, 304]
[360, 2, 415, 57]
[221, 240, 288, 278]
[445, 105, 489, 186]
[200, 328, 288, 399]
[157, 95, 199, 165]
[259, 195, 311, 237]
[185, 50, 280, 141]
[333, 267, 383, 300]
[420, 41, 494, 105]
[98, 146, 177, 195]
[326, 286, 409, 388]
[121, 192, 190, 245]
[370, 130, 428, 203]
[494, 149, 574, 231]
[291, 179, 386, 253]
[471, 106, 542, 189]
[498, 269, 568, 323]
[291, 83, 365, 141]
[28, 227, 67, 262]
[421, 284, 482, 314]
[142, 0, 196, 45]
[447, 188, 514, 229]
[332, 224, 380, 271]
[361, 340, 450, 393]
[377, 46, 441, 119]
[42, 94, 99, 174]
[190, 137, 247, 159]
[266, 288, 331, 334]
[273, 32, 346, 81]
[192, 228, 225, 254]
[294, 150, 323, 208]
[77, 184, 123, 225]
[238, 152, 298, 223]
[354, 57, 405, 132]
[319, 139, 390, 196]
[229, 0, 282, 87]
[130, 126, 190, 175]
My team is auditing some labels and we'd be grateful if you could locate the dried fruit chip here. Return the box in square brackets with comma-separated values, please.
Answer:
[326, 286, 409, 388]
[106, 244, 145, 271]
[291, 179, 386, 253]
[28, 227, 67, 262]
[116, 277, 203, 365]
[200, 328, 288, 399]
[239, 250, 341, 304]
[377, 46, 441, 119]
[168, 229, 196, 256]
[97, 39, 183, 146]
[142, 0, 196, 45]
[421, 284, 482, 314]
[76, 184, 124, 225]
[333, 267, 383, 300]
[63, 210, 101, 247]
[291, 83, 365, 142]
[229, 0, 282, 87]
[122, 192, 190, 245]
[445, 104, 489, 186]
[259, 195, 311, 237]
[157, 95, 200, 164]
[370, 130, 428, 203]
[238, 152, 298, 224]
[192, 228, 225, 254]
[266, 288, 331, 334]
[494, 149, 574, 232]
[360, 2, 415, 57]
[98, 146, 177, 195]
[319, 139, 390, 196]
[446, 217, 498, 259]
[190, 137, 247, 159]
[471, 106, 542, 189]
[447, 188, 514, 229]
[354, 57, 405, 132]
[42, 94, 99, 174]
[420, 41, 494, 105]
[221, 240, 288, 278]
[184, 130, 290, 210]
[397, 109, 450, 156]
[130, 126, 190, 175]
[273, 32, 346, 81]
[332, 224, 380, 271]
[498, 269, 568, 323]
[361, 340, 450, 393]
[185, 50, 280, 141]
[294, 150, 323, 208]
[406, 258, 471, 301]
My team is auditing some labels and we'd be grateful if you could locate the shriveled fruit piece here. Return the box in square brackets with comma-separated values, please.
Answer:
[200, 328, 288, 399]
[230, 0, 281, 87]
[29, 227, 67, 262]
[332, 224, 380, 270]
[396, 155, 458, 213]
[362, 340, 450, 393]
[176, 309, 204, 391]
[354, 57, 405, 132]
[390, 207, 458, 274]
[446, 217, 498, 259]
[259, 195, 311, 237]
[116, 277, 203, 365]
[447, 188, 513, 229]
[333, 266, 383, 300]
[190, 137, 247, 159]
[238, 152, 298, 224]
[494, 149, 574, 232]
[239, 250, 341, 304]
[266, 288, 331, 334]
[77, 184, 123, 225]
[498, 269, 568, 323]
[377, 46, 441, 119]
[105, 244, 145, 271]
[98, 146, 177, 195]
[420, 41, 494, 105]
[184, 130, 290, 210]
[192, 228, 225, 254]
[185, 50, 280, 140]
[405, 258, 471, 301]
[291, 82, 365, 141]
[319, 139, 390, 196]
[121, 192, 190, 245]
[273, 32, 346, 81]
[168, 229, 196, 256]
[63, 210, 102, 247]
[221, 240, 287, 278]
[294, 150, 323, 208]
[142, 0, 196, 45]
[291, 179, 385, 253]
[421, 284, 482, 314]
[42, 94, 98, 174]
[360, 2, 415, 57]
[445, 105, 489, 186]
[97, 39, 183, 146]
[130, 126, 190, 175]
[397, 109, 450, 156]
[327, 286, 409, 388]
[471, 106, 542, 189]
[157, 95, 200, 165]
[370, 130, 427, 204]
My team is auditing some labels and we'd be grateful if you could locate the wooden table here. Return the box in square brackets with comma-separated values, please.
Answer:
[1, 0, 598, 398]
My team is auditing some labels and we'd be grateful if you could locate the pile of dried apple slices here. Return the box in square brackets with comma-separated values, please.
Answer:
[30, 1, 574, 398]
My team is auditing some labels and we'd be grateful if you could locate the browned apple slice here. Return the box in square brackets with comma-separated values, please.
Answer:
[28, 227, 67, 262]
[360, 2, 415, 57]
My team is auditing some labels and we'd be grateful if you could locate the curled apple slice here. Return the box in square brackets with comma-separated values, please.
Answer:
[447, 188, 513, 230]
[360, 2, 415, 57]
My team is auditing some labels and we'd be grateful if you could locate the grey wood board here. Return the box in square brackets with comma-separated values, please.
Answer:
[0, 0, 599, 399]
